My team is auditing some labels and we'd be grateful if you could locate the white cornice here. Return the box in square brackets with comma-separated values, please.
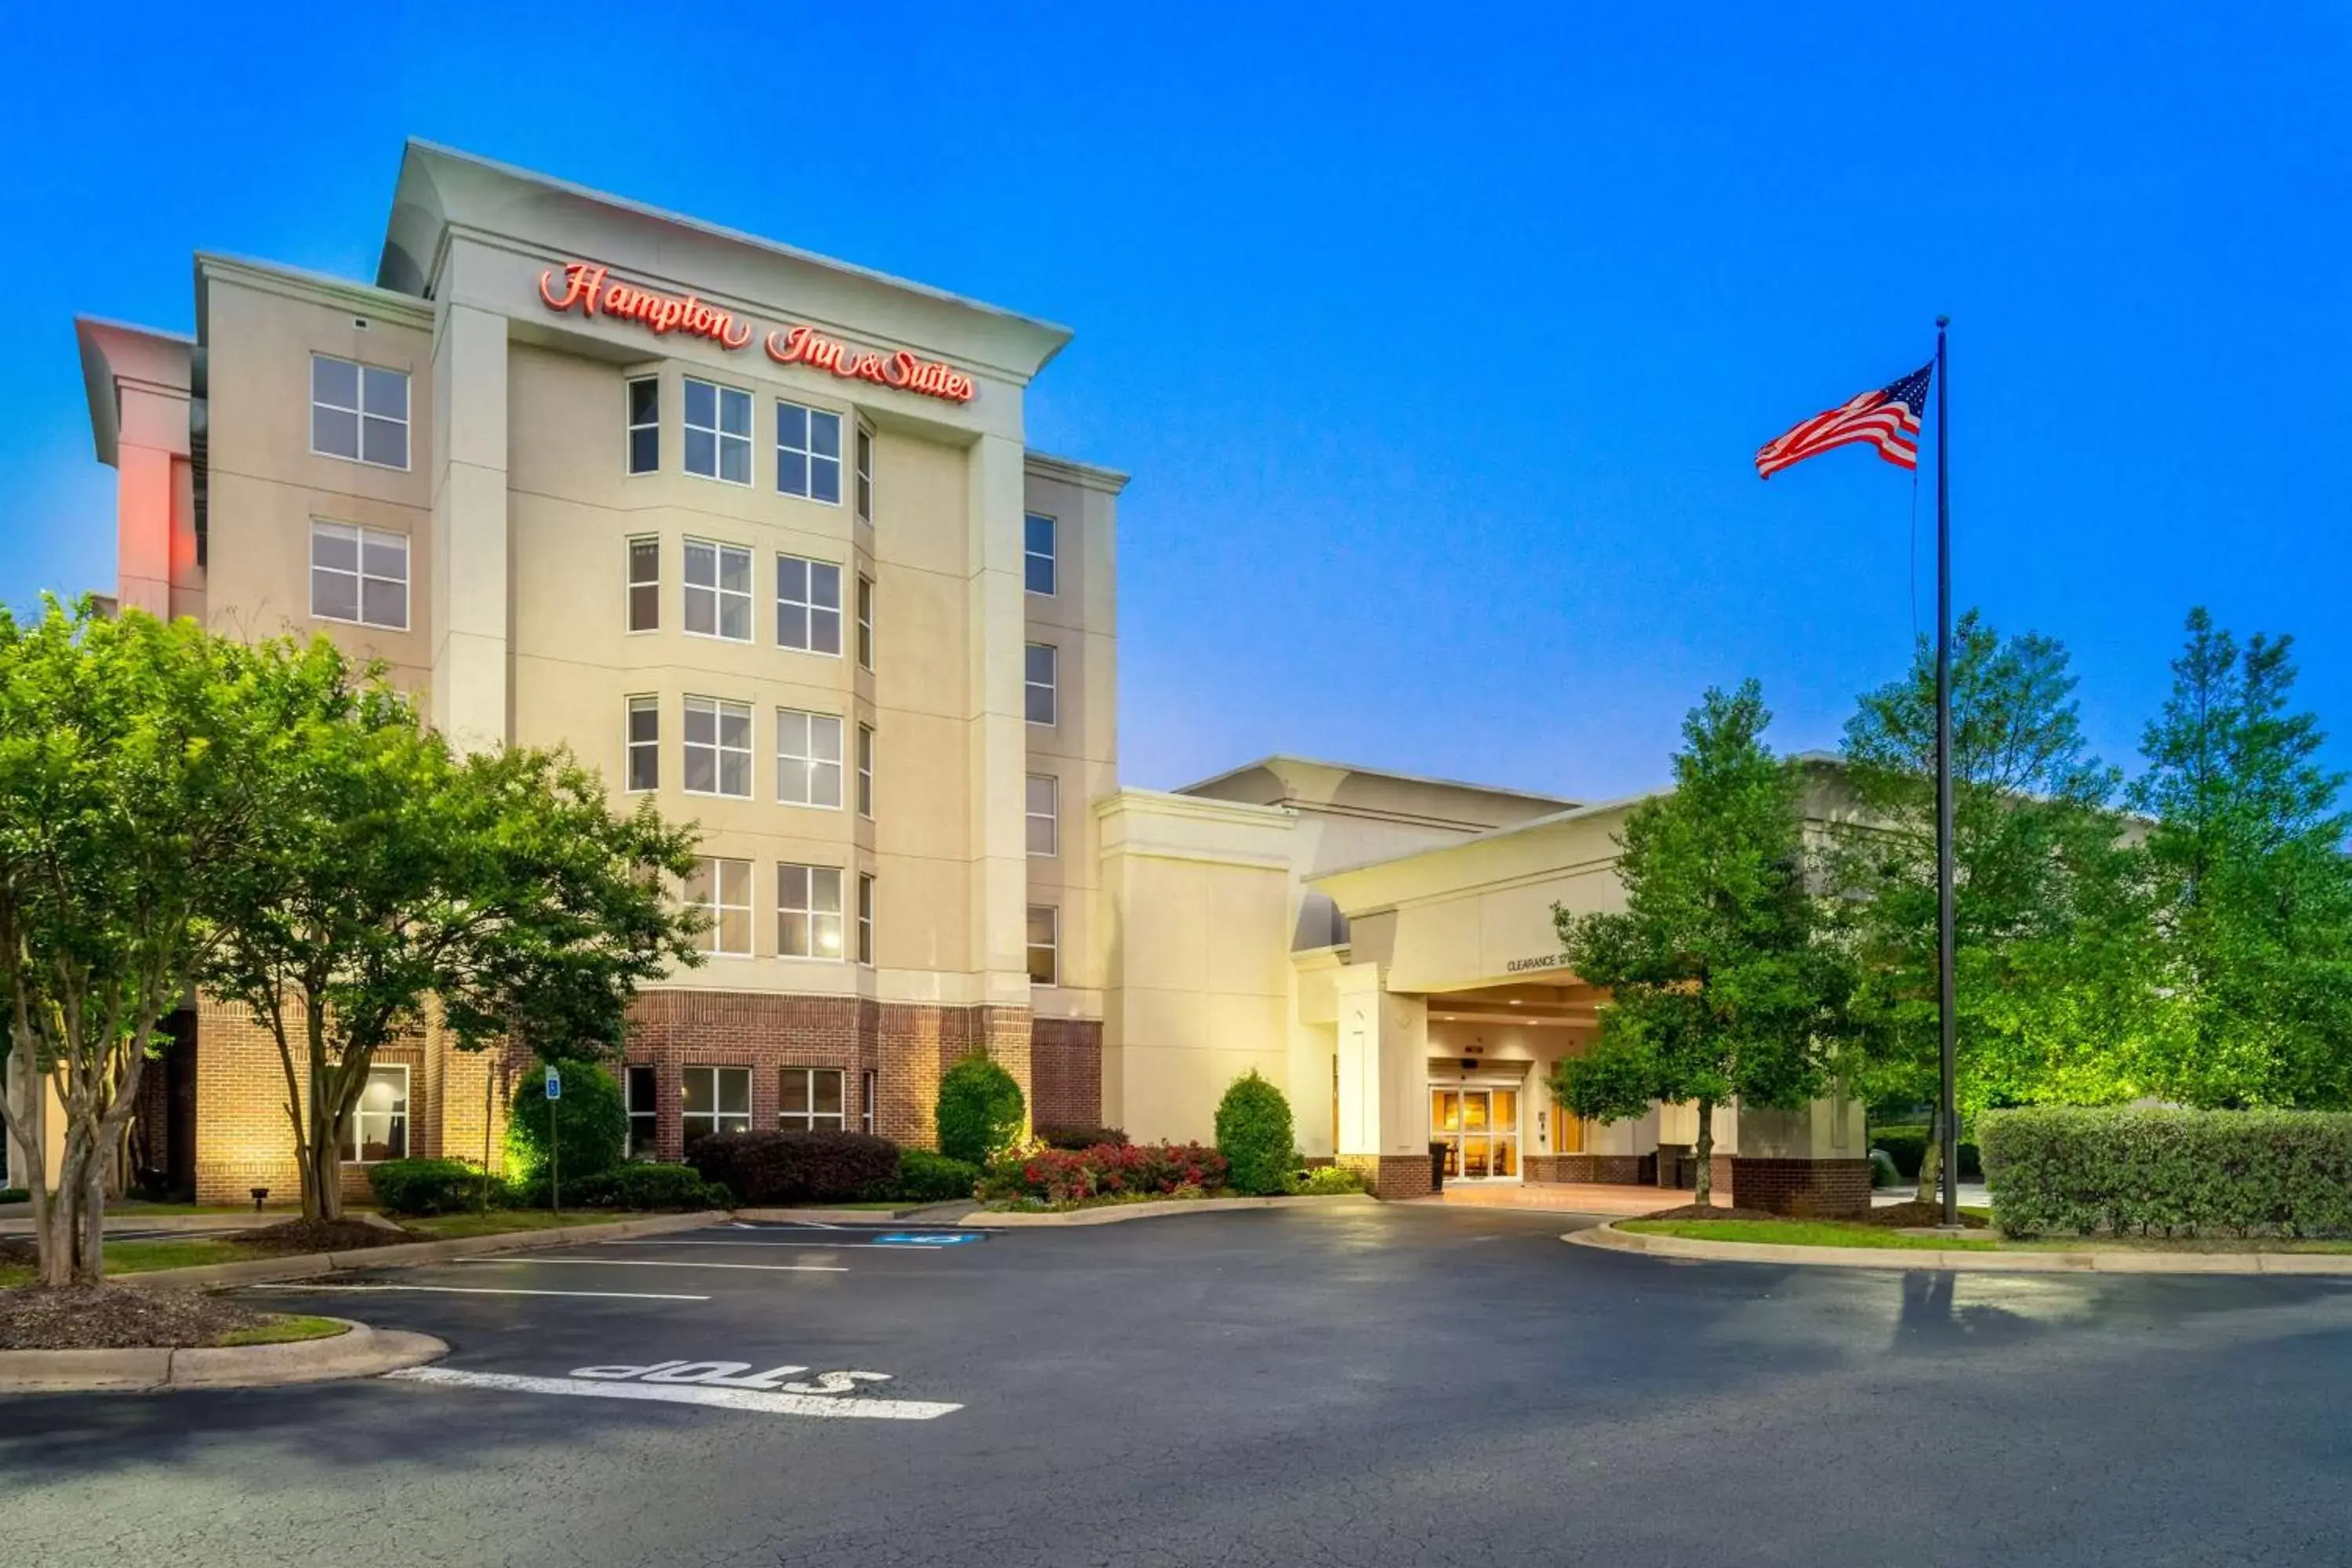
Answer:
[1024, 450, 1131, 495]
[196, 252, 435, 336]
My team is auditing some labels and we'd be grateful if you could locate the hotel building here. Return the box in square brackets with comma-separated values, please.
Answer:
[50, 142, 1867, 1216]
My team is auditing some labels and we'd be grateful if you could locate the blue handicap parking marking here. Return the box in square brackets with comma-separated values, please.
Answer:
[873, 1232, 982, 1247]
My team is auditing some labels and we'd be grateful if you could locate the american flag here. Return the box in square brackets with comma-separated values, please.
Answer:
[1755, 361, 1933, 479]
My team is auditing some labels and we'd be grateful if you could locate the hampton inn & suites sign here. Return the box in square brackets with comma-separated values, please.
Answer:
[535, 262, 978, 404]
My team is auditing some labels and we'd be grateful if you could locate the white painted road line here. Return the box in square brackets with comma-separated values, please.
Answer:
[452, 1257, 848, 1275]
[255, 1283, 712, 1301]
[385, 1367, 961, 1419]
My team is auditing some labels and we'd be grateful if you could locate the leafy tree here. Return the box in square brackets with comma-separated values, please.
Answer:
[506, 1058, 630, 1189]
[935, 1054, 1025, 1165]
[2129, 609, 2352, 1107]
[1548, 681, 1853, 1206]
[202, 639, 702, 1220]
[0, 601, 271, 1286]
[1831, 612, 2147, 1200]
[1214, 1070, 1296, 1196]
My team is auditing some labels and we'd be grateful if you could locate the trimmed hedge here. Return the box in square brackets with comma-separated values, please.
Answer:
[1980, 1106, 2352, 1239]
[936, 1054, 1026, 1165]
[560, 1163, 731, 1211]
[895, 1149, 981, 1203]
[1869, 1124, 1983, 1181]
[1036, 1123, 1128, 1151]
[686, 1131, 901, 1206]
[368, 1157, 496, 1215]
[1214, 1070, 1296, 1196]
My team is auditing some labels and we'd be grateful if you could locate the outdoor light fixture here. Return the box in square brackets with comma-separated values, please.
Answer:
[250, 1187, 270, 1211]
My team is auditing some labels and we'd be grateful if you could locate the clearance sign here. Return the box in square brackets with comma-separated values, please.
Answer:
[535, 262, 978, 405]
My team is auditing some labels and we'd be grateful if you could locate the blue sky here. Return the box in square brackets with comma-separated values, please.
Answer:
[6, 3, 2347, 797]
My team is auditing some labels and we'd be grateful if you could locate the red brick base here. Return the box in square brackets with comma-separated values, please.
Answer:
[1730, 1157, 1874, 1218]
[1340, 1152, 1436, 1200]
[1525, 1154, 1653, 1185]
[1030, 1018, 1103, 1128]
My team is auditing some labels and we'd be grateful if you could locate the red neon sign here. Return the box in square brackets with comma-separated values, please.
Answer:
[535, 261, 976, 404]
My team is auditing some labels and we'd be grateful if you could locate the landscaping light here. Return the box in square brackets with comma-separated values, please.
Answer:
[251, 1187, 270, 1212]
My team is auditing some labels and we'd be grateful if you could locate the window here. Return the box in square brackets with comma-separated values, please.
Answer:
[683, 697, 752, 798]
[856, 724, 875, 818]
[626, 1065, 659, 1158]
[339, 1065, 408, 1163]
[857, 872, 876, 966]
[684, 856, 753, 956]
[625, 695, 659, 793]
[626, 536, 660, 631]
[1026, 773, 1059, 857]
[684, 378, 752, 485]
[855, 423, 874, 522]
[626, 376, 659, 474]
[681, 1066, 751, 1149]
[775, 401, 843, 503]
[310, 522, 409, 630]
[1027, 906, 1059, 988]
[861, 1069, 877, 1134]
[311, 354, 408, 469]
[1025, 643, 1058, 726]
[684, 539, 753, 641]
[777, 863, 846, 960]
[779, 1067, 846, 1132]
[776, 556, 843, 654]
[1025, 513, 1056, 596]
[856, 575, 875, 670]
[777, 710, 844, 808]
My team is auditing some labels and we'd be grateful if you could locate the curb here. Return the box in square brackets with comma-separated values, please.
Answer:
[982, 1193, 1381, 1228]
[732, 1207, 959, 1224]
[0, 1318, 448, 1394]
[1563, 1220, 2352, 1276]
[1, 1213, 294, 1237]
[114, 1210, 731, 1290]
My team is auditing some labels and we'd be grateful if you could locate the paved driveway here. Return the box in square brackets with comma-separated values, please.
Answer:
[7, 1205, 2351, 1566]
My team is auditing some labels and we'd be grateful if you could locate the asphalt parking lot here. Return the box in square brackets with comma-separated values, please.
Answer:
[9, 1204, 2352, 1566]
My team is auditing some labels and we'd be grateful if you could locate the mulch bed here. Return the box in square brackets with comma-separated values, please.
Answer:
[1851, 1200, 1990, 1229]
[1640, 1203, 1792, 1222]
[233, 1218, 419, 1255]
[0, 1285, 272, 1351]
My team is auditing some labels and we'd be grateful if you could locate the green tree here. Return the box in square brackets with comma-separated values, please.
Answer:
[203, 639, 702, 1220]
[1214, 1070, 1296, 1196]
[2129, 608, 2352, 1107]
[0, 601, 271, 1286]
[935, 1054, 1025, 1165]
[506, 1058, 630, 1189]
[1831, 612, 2147, 1200]
[1548, 681, 1853, 1206]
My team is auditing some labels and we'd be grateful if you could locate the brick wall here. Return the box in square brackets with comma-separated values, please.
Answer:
[1730, 1156, 1874, 1218]
[191, 993, 430, 1205]
[1526, 1154, 1653, 1185]
[1031, 1018, 1103, 1129]
[1341, 1152, 1436, 1200]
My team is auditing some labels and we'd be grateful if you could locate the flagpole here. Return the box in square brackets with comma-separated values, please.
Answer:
[1933, 316, 1958, 1230]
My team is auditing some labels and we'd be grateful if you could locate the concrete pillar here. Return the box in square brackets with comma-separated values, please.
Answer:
[1732, 1093, 1871, 1217]
[1333, 964, 1432, 1198]
[966, 433, 1033, 1101]
[430, 303, 510, 753]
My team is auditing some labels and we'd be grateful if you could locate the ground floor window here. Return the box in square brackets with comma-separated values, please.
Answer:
[1551, 1097, 1586, 1154]
[341, 1064, 409, 1163]
[626, 1065, 659, 1158]
[779, 1066, 845, 1132]
[861, 1069, 877, 1134]
[682, 1065, 751, 1148]
[1432, 1087, 1519, 1179]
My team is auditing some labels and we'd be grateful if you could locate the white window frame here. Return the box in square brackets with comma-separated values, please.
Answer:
[310, 354, 410, 470]
[626, 376, 659, 475]
[1026, 773, 1060, 858]
[684, 856, 753, 957]
[1027, 905, 1060, 989]
[860, 1068, 877, 1134]
[856, 574, 875, 671]
[681, 1065, 752, 1145]
[778, 1066, 848, 1133]
[857, 872, 876, 967]
[626, 535, 660, 633]
[856, 724, 876, 819]
[683, 539, 753, 643]
[775, 401, 844, 503]
[682, 696, 753, 799]
[855, 421, 875, 523]
[339, 1064, 410, 1164]
[624, 695, 659, 793]
[624, 1064, 659, 1159]
[1025, 643, 1058, 727]
[683, 377, 753, 486]
[775, 556, 844, 655]
[310, 521, 410, 630]
[1025, 512, 1057, 597]
[776, 709, 844, 809]
[776, 863, 847, 961]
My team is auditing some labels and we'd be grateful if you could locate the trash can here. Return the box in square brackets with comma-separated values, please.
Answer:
[1429, 1141, 1449, 1193]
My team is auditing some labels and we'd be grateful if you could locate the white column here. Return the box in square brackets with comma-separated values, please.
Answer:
[430, 303, 510, 753]
[1334, 964, 1428, 1160]
[966, 432, 1029, 1007]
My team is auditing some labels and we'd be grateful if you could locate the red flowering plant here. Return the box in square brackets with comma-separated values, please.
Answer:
[981, 1140, 1232, 1207]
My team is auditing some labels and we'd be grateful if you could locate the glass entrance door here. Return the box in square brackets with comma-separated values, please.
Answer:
[1432, 1087, 1520, 1179]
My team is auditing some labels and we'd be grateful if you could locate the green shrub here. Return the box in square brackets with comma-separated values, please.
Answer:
[935, 1054, 1025, 1166]
[563, 1163, 731, 1211]
[1214, 1070, 1296, 1196]
[1868, 1123, 1983, 1181]
[1036, 1123, 1128, 1151]
[506, 1059, 628, 1185]
[895, 1149, 981, 1203]
[1292, 1164, 1365, 1196]
[368, 1157, 495, 1215]
[1980, 1106, 2352, 1239]
[1869, 1149, 1901, 1189]
[685, 1131, 900, 1205]
[0, 1189, 28, 1205]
